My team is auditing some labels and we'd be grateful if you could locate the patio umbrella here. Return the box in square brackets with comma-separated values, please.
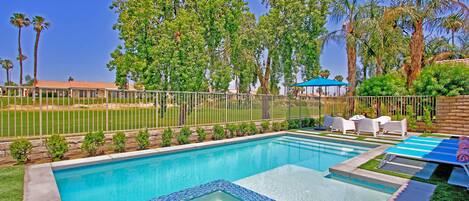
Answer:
[292, 77, 348, 130]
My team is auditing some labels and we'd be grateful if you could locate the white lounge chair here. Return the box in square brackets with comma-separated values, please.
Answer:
[349, 115, 366, 121]
[376, 116, 392, 128]
[382, 119, 407, 137]
[323, 115, 334, 130]
[331, 117, 356, 134]
[357, 118, 380, 137]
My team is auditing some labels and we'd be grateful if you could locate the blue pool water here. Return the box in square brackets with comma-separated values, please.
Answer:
[54, 135, 392, 201]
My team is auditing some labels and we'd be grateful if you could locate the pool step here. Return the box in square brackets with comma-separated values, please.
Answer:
[275, 138, 367, 154]
[281, 136, 371, 152]
[272, 141, 361, 157]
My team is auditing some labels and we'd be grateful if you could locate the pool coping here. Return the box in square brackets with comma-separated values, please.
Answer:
[24, 131, 396, 201]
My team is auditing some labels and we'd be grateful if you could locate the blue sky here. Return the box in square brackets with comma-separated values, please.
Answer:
[0, 0, 346, 85]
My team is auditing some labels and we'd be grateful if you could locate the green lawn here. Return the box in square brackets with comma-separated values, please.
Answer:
[359, 155, 469, 201]
[0, 165, 24, 201]
[0, 104, 319, 138]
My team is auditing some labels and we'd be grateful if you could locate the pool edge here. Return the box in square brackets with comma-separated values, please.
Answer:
[25, 131, 406, 201]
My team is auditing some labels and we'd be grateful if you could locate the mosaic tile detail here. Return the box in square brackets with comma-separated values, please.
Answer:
[150, 180, 275, 201]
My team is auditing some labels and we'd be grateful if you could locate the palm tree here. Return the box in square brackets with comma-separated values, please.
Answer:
[325, 0, 361, 96]
[442, 13, 465, 46]
[388, 0, 468, 87]
[319, 69, 331, 78]
[1, 59, 14, 85]
[10, 13, 31, 86]
[32, 16, 50, 86]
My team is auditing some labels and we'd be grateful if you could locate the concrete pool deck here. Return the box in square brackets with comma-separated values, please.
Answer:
[24, 131, 419, 201]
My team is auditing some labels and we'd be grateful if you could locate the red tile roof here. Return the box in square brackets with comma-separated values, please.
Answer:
[35, 80, 137, 90]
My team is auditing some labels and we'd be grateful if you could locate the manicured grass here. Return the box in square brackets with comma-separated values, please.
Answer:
[359, 155, 469, 201]
[0, 165, 24, 201]
[0, 105, 319, 138]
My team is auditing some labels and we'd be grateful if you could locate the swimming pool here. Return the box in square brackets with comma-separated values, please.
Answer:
[54, 134, 395, 201]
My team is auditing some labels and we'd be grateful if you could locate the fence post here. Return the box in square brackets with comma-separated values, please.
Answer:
[225, 93, 228, 124]
[250, 94, 253, 121]
[39, 88, 43, 140]
[195, 92, 198, 125]
[271, 95, 274, 121]
[105, 89, 109, 132]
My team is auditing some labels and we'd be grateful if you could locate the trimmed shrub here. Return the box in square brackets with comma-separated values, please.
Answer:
[136, 129, 150, 150]
[226, 124, 238, 138]
[177, 127, 191, 145]
[260, 121, 270, 133]
[161, 128, 173, 147]
[406, 105, 417, 130]
[301, 118, 311, 128]
[280, 121, 289, 130]
[213, 125, 225, 140]
[238, 123, 249, 136]
[196, 127, 206, 142]
[308, 118, 317, 127]
[45, 134, 69, 161]
[423, 106, 433, 133]
[247, 122, 257, 135]
[272, 122, 282, 131]
[81, 131, 105, 156]
[287, 119, 300, 129]
[9, 138, 33, 163]
[112, 132, 126, 153]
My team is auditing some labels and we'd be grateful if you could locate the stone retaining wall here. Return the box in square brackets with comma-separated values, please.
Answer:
[413, 96, 469, 135]
[0, 123, 268, 165]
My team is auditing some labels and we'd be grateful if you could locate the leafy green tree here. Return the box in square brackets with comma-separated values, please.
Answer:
[32, 16, 50, 86]
[10, 13, 30, 86]
[413, 62, 469, 96]
[24, 75, 34, 86]
[356, 73, 407, 96]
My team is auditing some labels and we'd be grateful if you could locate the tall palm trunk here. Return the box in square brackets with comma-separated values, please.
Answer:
[345, 22, 356, 96]
[5, 69, 10, 84]
[34, 31, 41, 86]
[451, 31, 455, 46]
[407, 19, 424, 87]
[17, 27, 24, 85]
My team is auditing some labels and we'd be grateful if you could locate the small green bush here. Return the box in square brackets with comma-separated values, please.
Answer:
[112, 132, 126, 153]
[423, 106, 433, 133]
[9, 138, 32, 163]
[161, 128, 173, 147]
[81, 131, 105, 156]
[281, 121, 289, 130]
[247, 122, 257, 135]
[196, 127, 206, 142]
[406, 105, 417, 130]
[260, 121, 270, 133]
[301, 118, 311, 128]
[308, 118, 317, 127]
[287, 119, 300, 129]
[226, 124, 238, 138]
[136, 129, 150, 150]
[238, 123, 249, 136]
[213, 125, 225, 140]
[177, 127, 191, 145]
[272, 122, 282, 131]
[45, 134, 69, 161]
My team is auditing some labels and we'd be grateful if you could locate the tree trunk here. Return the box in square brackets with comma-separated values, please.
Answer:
[256, 54, 271, 119]
[345, 22, 356, 96]
[34, 31, 41, 86]
[18, 27, 24, 86]
[451, 31, 455, 46]
[407, 19, 424, 87]
[5, 69, 10, 84]
[346, 39, 356, 96]
[376, 56, 383, 75]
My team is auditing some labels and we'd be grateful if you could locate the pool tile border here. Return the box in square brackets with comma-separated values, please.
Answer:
[151, 180, 274, 201]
